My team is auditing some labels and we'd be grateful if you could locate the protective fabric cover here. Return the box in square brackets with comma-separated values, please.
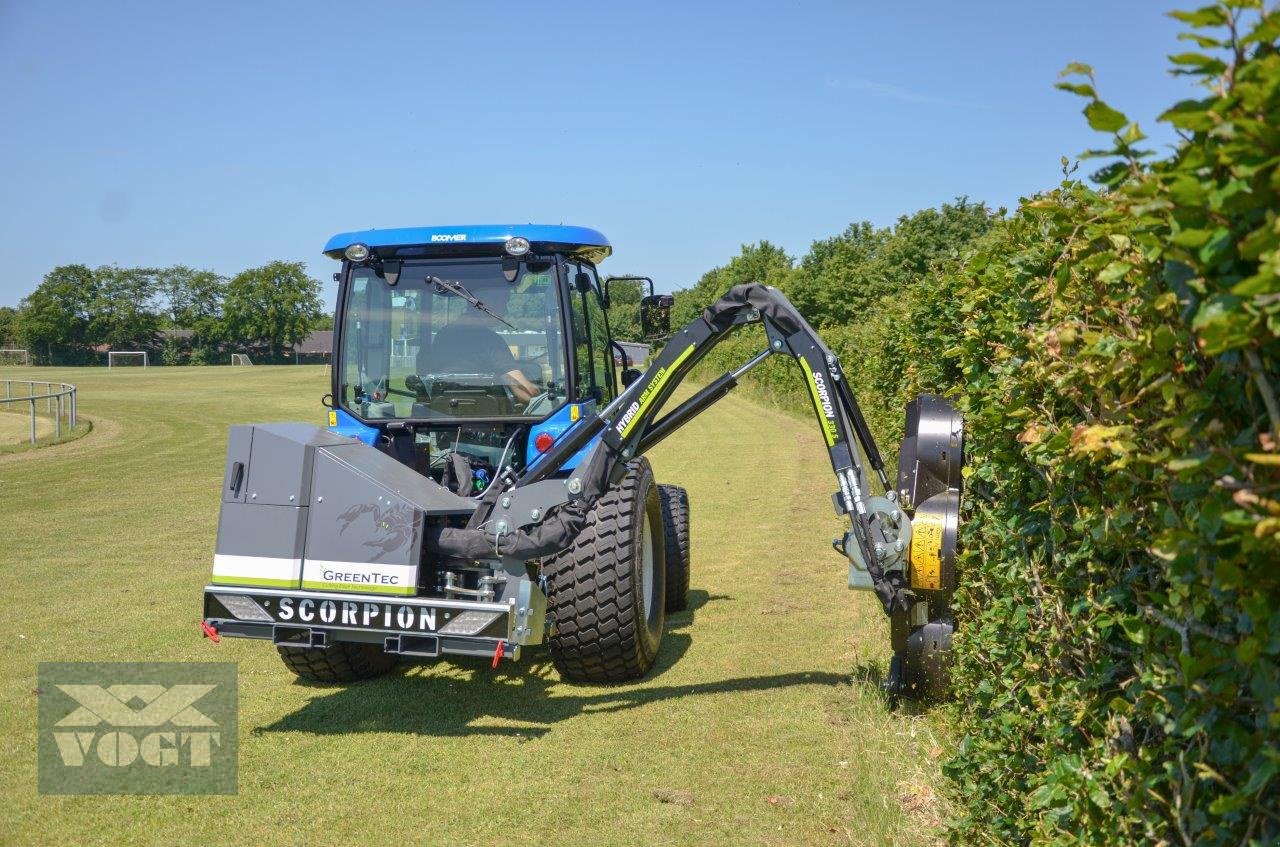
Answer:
[424, 438, 615, 560]
[441, 451, 473, 496]
[701, 283, 805, 336]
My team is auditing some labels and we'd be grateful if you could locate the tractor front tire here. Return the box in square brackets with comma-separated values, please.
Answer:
[658, 483, 691, 612]
[277, 642, 398, 684]
[543, 457, 667, 683]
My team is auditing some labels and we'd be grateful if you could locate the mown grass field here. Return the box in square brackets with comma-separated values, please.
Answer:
[0, 365, 947, 846]
[0, 410, 50, 444]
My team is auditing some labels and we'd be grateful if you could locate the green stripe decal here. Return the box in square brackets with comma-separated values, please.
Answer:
[803, 360, 839, 447]
[300, 580, 416, 596]
[620, 343, 697, 438]
[211, 576, 299, 588]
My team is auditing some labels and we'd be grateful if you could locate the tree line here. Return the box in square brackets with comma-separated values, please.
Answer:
[668, 197, 995, 334]
[0, 261, 327, 365]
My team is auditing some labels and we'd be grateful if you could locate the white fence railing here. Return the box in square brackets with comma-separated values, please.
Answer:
[1, 380, 77, 445]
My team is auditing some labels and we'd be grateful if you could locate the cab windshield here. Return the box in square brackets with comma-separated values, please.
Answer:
[339, 258, 567, 420]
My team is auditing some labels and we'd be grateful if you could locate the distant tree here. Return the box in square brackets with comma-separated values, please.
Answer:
[670, 241, 794, 327]
[602, 274, 645, 342]
[222, 261, 324, 360]
[0, 306, 18, 346]
[158, 265, 227, 350]
[312, 313, 335, 331]
[787, 198, 996, 326]
[18, 264, 98, 361]
[89, 266, 163, 351]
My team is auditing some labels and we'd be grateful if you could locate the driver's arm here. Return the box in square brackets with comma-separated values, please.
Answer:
[503, 368, 538, 403]
[484, 333, 538, 403]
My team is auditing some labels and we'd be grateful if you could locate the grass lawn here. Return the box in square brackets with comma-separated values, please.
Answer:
[0, 365, 947, 846]
[0, 409, 51, 444]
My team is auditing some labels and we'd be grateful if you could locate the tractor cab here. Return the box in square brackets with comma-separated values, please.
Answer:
[323, 225, 636, 492]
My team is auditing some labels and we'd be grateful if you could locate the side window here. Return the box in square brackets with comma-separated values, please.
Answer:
[506, 267, 559, 393]
[578, 264, 615, 401]
[565, 260, 614, 403]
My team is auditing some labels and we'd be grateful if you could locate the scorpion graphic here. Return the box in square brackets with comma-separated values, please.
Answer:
[335, 502, 418, 561]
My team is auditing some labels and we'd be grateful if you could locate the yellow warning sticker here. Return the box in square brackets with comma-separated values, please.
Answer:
[909, 513, 943, 590]
[328, 410, 338, 428]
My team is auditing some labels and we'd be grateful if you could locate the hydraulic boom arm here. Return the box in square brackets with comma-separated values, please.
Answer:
[427, 283, 937, 615]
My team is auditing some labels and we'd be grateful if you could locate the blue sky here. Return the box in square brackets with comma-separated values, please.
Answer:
[0, 1, 1190, 310]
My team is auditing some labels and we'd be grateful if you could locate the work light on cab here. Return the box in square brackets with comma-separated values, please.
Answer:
[344, 243, 370, 262]
[504, 236, 531, 256]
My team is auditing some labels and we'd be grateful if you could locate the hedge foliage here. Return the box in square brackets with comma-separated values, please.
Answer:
[930, 7, 1279, 842]
[671, 4, 1278, 842]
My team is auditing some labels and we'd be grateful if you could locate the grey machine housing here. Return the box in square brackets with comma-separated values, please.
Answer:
[203, 423, 549, 661]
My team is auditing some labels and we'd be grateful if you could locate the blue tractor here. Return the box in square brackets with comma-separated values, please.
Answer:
[202, 225, 962, 698]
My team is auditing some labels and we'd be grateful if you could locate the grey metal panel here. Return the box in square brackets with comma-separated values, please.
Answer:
[305, 451, 427, 568]
[215, 502, 308, 559]
[318, 442, 477, 516]
[221, 426, 254, 504]
[244, 423, 351, 507]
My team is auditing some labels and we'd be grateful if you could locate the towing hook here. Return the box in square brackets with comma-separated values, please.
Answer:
[200, 620, 221, 644]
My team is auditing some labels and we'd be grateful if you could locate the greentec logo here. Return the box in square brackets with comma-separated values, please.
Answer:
[38, 662, 237, 795]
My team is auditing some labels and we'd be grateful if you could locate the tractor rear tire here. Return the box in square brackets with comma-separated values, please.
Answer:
[658, 484, 691, 612]
[543, 457, 667, 683]
[276, 642, 398, 684]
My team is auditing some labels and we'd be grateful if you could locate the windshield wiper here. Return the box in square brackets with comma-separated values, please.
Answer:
[427, 276, 515, 329]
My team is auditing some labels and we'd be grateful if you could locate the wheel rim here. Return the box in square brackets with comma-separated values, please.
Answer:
[640, 511, 657, 625]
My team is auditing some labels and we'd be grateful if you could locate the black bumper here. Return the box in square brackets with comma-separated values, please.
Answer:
[202, 585, 523, 661]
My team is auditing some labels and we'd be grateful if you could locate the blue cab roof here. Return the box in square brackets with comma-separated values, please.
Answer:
[323, 224, 611, 264]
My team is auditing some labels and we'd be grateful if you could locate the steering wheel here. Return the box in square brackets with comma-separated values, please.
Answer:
[522, 391, 554, 417]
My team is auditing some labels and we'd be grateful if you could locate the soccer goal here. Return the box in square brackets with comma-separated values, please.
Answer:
[230, 353, 254, 366]
[0, 348, 31, 366]
[107, 351, 149, 368]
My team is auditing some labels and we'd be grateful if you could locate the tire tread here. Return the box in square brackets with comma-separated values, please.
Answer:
[277, 641, 397, 683]
[543, 458, 665, 683]
[658, 483, 691, 612]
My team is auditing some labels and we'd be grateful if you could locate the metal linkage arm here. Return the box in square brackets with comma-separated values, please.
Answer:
[492, 282, 912, 613]
[427, 284, 913, 612]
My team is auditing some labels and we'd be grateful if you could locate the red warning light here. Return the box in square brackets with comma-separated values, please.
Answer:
[534, 432, 555, 453]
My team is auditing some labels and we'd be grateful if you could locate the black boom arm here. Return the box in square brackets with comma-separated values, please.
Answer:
[426, 283, 915, 614]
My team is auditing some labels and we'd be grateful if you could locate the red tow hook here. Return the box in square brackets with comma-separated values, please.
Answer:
[491, 640, 505, 668]
[200, 620, 221, 644]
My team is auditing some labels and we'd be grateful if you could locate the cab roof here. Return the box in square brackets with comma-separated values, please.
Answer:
[323, 224, 611, 264]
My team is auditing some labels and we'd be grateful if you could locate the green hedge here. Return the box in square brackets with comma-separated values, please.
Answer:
[671, 4, 1279, 842]
[911, 7, 1278, 842]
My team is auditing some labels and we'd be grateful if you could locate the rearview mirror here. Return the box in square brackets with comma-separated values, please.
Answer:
[640, 294, 674, 339]
[376, 259, 402, 287]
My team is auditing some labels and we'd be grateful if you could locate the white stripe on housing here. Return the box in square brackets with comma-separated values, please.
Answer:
[212, 554, 302, 580]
